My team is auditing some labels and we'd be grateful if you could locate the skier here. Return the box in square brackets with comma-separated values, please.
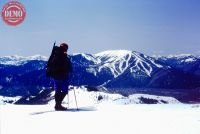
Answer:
[46, 43, 72, 111]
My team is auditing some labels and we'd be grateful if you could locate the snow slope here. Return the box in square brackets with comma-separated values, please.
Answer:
[64, 87, 180, 105]
[14, 86, 180, 105]
[1, 104, 200, 134]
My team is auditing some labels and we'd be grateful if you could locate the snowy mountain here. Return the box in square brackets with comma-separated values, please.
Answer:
[70, 50, 167, 87]
[0, 50, 200, 103]
[95, 51, 200, 93]
[156, 54, 200, 75]
[95, 50, 163, 77]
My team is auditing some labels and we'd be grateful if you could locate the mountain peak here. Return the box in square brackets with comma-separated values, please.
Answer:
[95, 50, 132, 57]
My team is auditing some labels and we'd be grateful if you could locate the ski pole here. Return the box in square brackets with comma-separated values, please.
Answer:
[73, 88, 78, 110]
[67, 94, 69, 109]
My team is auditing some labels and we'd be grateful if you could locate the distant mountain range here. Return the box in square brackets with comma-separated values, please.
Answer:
[0, 50, 200, 103]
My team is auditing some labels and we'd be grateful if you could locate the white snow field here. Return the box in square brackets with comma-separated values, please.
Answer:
[1, 103, 200, 134]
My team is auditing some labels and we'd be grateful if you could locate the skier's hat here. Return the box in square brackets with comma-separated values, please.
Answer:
[60, 43, 68, 51]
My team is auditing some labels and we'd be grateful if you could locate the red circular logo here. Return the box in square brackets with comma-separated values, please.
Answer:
[1, 1, 26, 26]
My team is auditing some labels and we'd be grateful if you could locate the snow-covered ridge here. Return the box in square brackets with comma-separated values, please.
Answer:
[47, 87, 180, 105]
[95, 50, 132, 57]
[95, 50, 163, 77]
[72, 53, 101, 64]
[154, 54, 198, 60]
[0, 51, 198, 75]
[0, 96, 21, 104]
[94, 50, 133, 77]
[167, 54, 193, 58]
[157, 54, 198, 63]
[153, 54, 194, 58]
[167, 54, 198, 63]
[0, 55, 48, 65]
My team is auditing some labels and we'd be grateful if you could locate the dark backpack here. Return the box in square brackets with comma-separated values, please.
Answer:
[46, 43, 71, 78]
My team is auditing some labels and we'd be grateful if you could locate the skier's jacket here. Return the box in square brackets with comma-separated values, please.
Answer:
[46, 45, 72, 80]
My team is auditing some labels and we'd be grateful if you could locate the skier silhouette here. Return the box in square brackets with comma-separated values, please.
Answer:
[46, 43, 72, 110]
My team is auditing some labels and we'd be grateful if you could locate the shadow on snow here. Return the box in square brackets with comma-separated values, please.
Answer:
[30, 106, 96, 115]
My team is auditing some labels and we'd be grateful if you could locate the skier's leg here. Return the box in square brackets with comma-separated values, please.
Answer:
[58, 80, 69, 110]
[54, 79, 67, 110]
[54, 90, 62, 109]
[57, 80, 69, 110]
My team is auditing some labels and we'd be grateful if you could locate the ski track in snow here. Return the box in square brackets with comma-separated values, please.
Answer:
[1, 104, 200, 134]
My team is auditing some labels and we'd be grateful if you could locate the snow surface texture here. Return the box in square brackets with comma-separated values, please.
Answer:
[0, 89, 199, 134]
[1, 104, 200, 134]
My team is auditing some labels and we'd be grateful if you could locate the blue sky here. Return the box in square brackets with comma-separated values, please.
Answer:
[0, 0, 200, 56]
